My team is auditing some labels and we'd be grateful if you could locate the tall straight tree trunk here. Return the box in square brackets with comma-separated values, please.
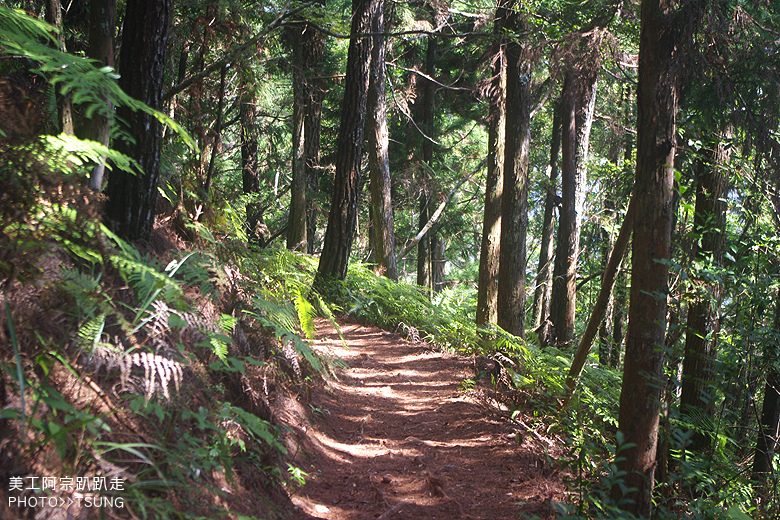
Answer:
[417, 196, 432, 291]
[287, 20, 325, 252]
[753, 285, 780, 501]
[548, 80, 577, 347]
[614, 0, 679, 514]
[303, 28, 325, 253]
[46, 0, 74, 135]
[192, 5, 214, 185]
[104, 0, 171, 241]
[531, 102, 561, 330]
[416, 25, 439, 294]
[680, 131, 731, 452]
[204, 65, 226, 193]
[288, 39, 308, 250]
[315, 0, 376, 286]
[476, 2, 507, 326]
[367, 0, 397, 280]
[240, 73, 263, 245]
[497, 12, 531, 338]
[548, 66, 597, 348]
[85, 0, 116, 191]
[240, 76, 259, 195]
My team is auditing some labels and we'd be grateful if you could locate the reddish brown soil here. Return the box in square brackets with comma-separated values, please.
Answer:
[280, 319, 566, 520]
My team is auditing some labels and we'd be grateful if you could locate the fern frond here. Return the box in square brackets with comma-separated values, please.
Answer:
[88, 341, 184, 403]
[76, 314, 106, 349]
[250, 295, 298, 333]
[294, 289, 316, 340]
[310, 290, 345, 345]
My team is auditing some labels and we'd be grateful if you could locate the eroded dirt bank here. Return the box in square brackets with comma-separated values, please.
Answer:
[276, 319, 565, 520]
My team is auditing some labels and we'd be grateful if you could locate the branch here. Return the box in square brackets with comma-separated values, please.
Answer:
[397, 158, 486, 259]
[164, 2, 315, 101]
[530, 77, 553, 119]
[576, 270, 605, 291]
[281, 20, 496, 41]
[386, 62, 471, 92]
[386, 71, 444, 147]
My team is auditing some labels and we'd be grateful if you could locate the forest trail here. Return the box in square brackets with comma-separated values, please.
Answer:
[279, 319, 565, 520]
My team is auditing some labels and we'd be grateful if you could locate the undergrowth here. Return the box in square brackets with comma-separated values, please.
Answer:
[333, 262, 770, 520]
[0, 136, 337, 519]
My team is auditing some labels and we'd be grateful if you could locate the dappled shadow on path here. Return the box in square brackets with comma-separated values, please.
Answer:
[282, 319, 565, 520]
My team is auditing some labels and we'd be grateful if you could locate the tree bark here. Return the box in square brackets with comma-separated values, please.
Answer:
[240, 75, 259, 195]
[303, 27, 325, 253]
[288, 35, 308, 250]
[476, 2, 507, 326]
[679, 131, 731, 452]
[85, 0, 116, 191]
[497, 12, 531, 338]
[204, 65, 226, 194]
[753, 286, 780, 501]
[531, 102, 561, 330]
[287, 20, 325, 252]
[104, 0, 171, 241]
[417, 195, 432, 292]
[46, 0, 75, 135]
[416, 24, 439, 295]
[548, 67, 597, 348]
[367, 1, 397, 280]
[314, 0, 376, 287]
[614, 0, 679, 514]
[433, 235, 445, 291]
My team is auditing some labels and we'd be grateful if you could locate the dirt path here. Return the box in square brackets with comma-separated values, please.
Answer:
[278, 319, 565, 520]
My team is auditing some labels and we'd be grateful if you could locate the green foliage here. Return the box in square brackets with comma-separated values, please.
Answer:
[0, 7, 195, 150]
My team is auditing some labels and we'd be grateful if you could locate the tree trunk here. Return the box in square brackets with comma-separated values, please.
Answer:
[367, 2, 397, 281]
[287, 20, 325, 252]
[433, 234, 445, 292]
[85, 0, 116, 191]
[46, 0, 75, 135]
[416, 24, 439, 296]
[204, 65, 226, 194]
[679, 131, 731, 452]
[288, 34, 308, 250]
[611, 267, 628, 367]
[417, 195, 432, 291]
[548, 67, 597, 348]
[753, 286, 780, 502]
[496, 13, 531, 338]
[476, 2, 507, 326]
[104, 0, 171, 241]
[314, 0, 376, 287]
[531, 102, 561, 330]
[303, 28, 325, 253]
[240, 76, 260, 195]
[614, 0, 679, 514]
